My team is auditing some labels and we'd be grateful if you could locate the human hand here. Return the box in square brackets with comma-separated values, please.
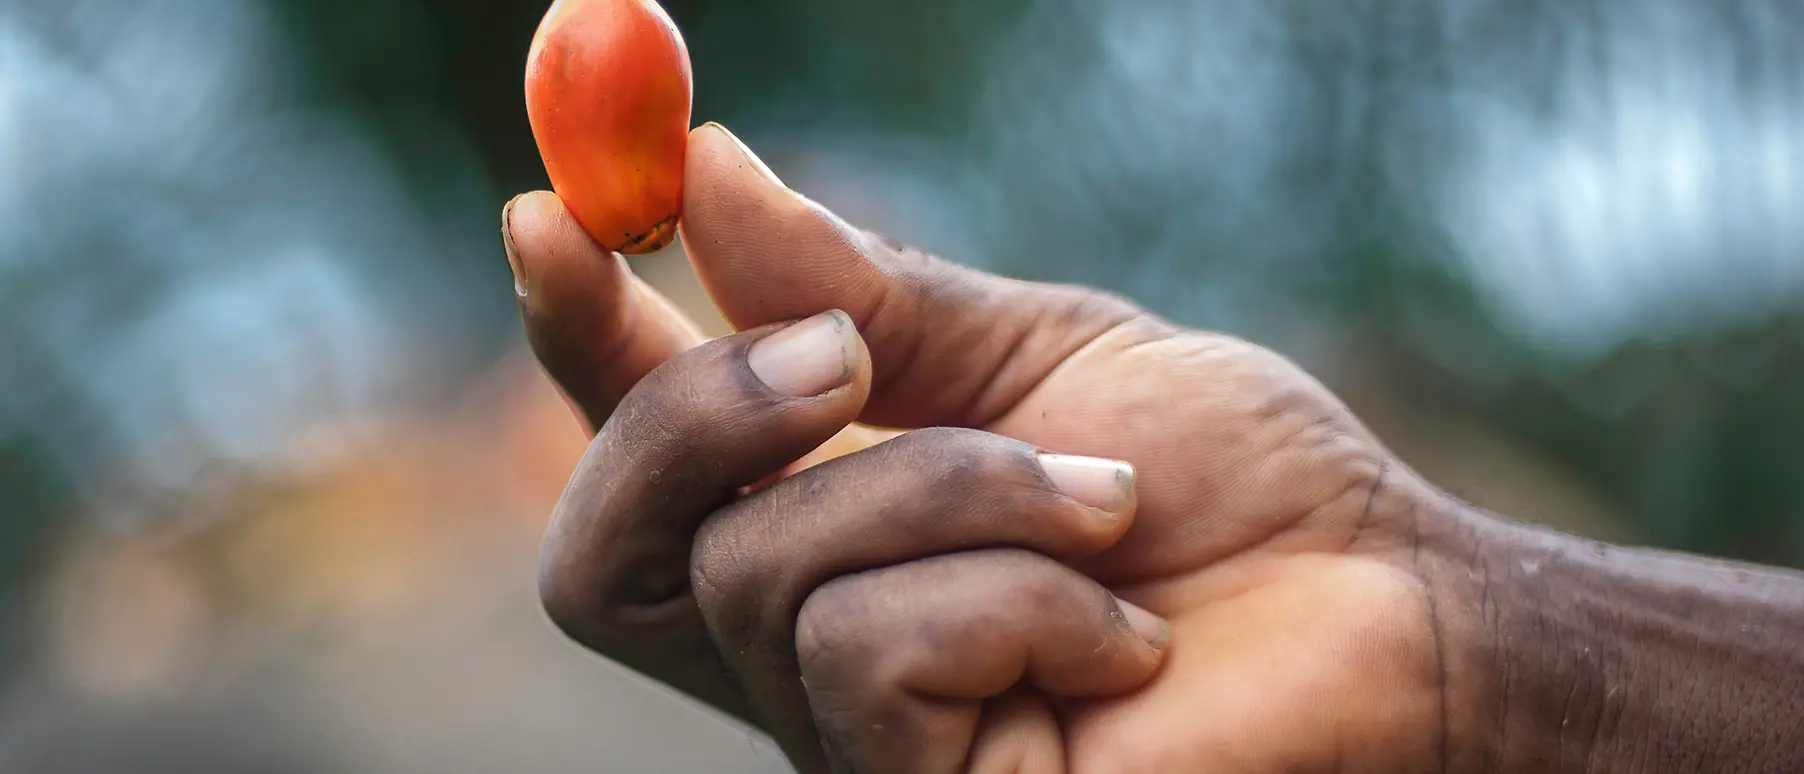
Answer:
[508, 124, 1486, 772]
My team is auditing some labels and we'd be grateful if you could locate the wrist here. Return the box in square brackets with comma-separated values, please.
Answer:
[1395, 487, 1517, 773]
[1414, 503, 1607, 773]
[1415, 490, 1804, 774]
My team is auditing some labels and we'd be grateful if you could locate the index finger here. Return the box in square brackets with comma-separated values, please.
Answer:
[505, 191, 707, 434]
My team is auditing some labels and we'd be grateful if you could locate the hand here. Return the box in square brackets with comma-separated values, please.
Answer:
[508, 124, 1483, 772]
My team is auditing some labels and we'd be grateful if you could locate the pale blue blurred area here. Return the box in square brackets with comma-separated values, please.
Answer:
[2, 0, 1803, 770]
[1427, 3, 1804, 356]
[2, 0, 510, 524]
[961, 0, 1804, 358]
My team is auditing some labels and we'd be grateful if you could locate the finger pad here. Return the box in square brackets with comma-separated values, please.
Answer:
[511, 191, 631, 306]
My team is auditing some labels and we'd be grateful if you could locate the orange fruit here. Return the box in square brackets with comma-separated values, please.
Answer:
[525, 0, 692, 255]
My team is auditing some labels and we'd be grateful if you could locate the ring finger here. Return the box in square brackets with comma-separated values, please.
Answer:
[796, 549, 1171, 773]
[690, 427, 1145, 769]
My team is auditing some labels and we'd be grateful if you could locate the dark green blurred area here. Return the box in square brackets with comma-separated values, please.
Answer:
[3, 0, 1803, 761]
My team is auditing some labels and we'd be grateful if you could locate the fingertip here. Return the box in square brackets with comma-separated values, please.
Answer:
[505, 191, 577, 300]
[680, 121, 812, 252]
[690, 122, 784, 188]
[680, 124, 884, 332]
[507, 191, 587, 265]
[745, 309, 870, 399]
[1038, 453, 1138, 518]
[1114, 597, 1173, 651]
[505, 189, 703, 432]
[508, 190, 635, 312]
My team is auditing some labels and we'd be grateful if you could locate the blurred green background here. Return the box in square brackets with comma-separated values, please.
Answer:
[3, 0, 1802, 770]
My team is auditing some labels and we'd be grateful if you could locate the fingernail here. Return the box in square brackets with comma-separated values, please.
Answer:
[502, 194, 527, 298]
[1115, 598, 1172, 649]
[703, 122, 784, 188]
[748, 310, 858, 397]
[1037, 453, 1135, 515]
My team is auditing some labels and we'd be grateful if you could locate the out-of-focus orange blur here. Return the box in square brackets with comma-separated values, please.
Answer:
[3, 248, 801, 772]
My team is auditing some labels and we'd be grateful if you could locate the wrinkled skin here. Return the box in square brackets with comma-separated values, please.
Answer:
[506, 124, 1470, 773]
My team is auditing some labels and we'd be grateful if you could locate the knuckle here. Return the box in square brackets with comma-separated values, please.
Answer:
[795, 579, 887, 686]
[794, 583, 856, 658]
[687, 515, 769, 644]
[888, 426, 1036, 490]
[536, 561, 593, 644]
[688, 522, 743, 609]
[535, 525, 605, 644]
[887, 425, 977, 455]
[536, 541, 692, 649]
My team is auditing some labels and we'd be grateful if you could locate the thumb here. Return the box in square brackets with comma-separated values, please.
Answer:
[677, 122, 1163, 430]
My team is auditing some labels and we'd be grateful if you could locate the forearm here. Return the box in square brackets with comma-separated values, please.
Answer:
[1427, 499, 1804, 773]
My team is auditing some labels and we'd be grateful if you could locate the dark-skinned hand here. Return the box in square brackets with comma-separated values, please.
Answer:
[505, 124, 1486, 773]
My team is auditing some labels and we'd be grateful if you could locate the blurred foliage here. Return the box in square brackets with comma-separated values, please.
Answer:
[5, 0, 1804, 686]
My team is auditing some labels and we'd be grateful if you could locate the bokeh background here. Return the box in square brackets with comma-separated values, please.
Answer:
[4, 0, 1803, 770]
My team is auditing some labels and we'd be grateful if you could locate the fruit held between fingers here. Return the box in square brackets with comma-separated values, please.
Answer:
[524, 0, 692, 255]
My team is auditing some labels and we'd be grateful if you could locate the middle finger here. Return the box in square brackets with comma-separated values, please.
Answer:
[538, 309, 872, 723]
[690, 427, 1139, 770]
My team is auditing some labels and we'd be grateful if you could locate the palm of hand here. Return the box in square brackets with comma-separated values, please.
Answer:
[982, 322, 1447, 773]
[513, 125, 1457, 773]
